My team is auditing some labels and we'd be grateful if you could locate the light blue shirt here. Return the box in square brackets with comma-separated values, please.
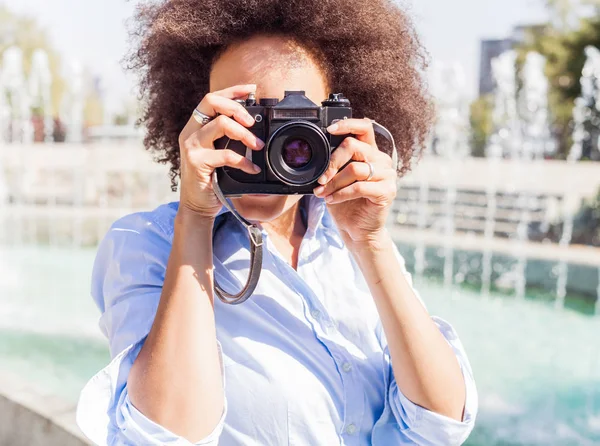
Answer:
[76, 196, 477, 445]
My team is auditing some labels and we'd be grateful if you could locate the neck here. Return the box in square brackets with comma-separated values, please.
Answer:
[262, 199, 306, 241]
[261, 199, 307, 269]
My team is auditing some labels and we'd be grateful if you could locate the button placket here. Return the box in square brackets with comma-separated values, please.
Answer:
[293, 226, 366, 443]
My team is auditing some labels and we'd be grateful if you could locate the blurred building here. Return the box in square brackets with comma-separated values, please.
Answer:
[479, 24, 548, 96]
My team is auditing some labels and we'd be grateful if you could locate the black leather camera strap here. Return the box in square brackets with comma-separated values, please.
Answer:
[371, 120, 399, 171]
[211, 172, 263, 305]
[211, 119, 397, 305]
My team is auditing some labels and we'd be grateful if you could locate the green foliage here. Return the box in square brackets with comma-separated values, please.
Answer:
[0, 6, 66, 116]
[0, 7, 106, 126]
[469, 95, 494, 157]
[517, 13, 600, 158]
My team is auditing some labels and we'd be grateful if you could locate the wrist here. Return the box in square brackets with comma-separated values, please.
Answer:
[172, 208, 215, 269]
[344, 229, 393, 256]
[175, 207, 215, 232]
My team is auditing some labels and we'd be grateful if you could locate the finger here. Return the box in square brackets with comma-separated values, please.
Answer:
[198, 148, 261, 176]
[190, 114, 265, 151]
[201, 93, 256, 127]
[327, 117, 376, 146]
[314, 161, 387, 198]
[212, 84, 257, 100]
[324, 178, 396, 205]
[317, 137, 374, 185]
[182, 84, 257, 138]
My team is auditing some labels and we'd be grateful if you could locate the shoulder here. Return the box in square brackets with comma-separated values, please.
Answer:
[96, 201, 180, 268]
[91, 202, 179, 314]
[92, 202, 179, 301]
[107, 201, 180, 240]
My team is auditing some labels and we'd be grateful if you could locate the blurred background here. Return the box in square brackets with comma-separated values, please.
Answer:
[0, 0, 599, 445]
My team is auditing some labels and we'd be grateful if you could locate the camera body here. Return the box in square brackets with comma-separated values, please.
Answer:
[214, 91, 352, 196]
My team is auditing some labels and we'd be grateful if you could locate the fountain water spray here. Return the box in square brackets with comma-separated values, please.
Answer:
[1, 46, 33, 143]
[429, 61, 470, 290]
[512, 52, 553, 299]
[0, 70, 9, 144]
[481, 50, 519, 297]
[556, 46, 600, 309]
[29, 49, 54, 143]
[63, 61, 85, 143]
[520, 52, 555, 160]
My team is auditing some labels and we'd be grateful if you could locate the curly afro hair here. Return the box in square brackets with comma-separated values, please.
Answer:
[128, 0, 434, 190]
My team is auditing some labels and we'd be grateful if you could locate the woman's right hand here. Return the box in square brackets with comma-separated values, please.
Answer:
[177, 84, 265, 222]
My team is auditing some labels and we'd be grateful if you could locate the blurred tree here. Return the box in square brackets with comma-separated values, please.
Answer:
[0, 7, 105, 130]
[0, 6, 66, 117]
[469, 94, 494, 157]
[83, 84, 105, 127]
[545, 0, 600, 28]
[517, 4, 600, 158]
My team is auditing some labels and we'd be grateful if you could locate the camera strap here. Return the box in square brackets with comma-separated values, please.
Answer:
[371, 120, 399, 172]
[211, 172, 263, 305]
[210, 120, 398, 305]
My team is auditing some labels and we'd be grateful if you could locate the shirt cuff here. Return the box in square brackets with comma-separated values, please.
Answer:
[117, 389, 227, 445]
[389, 316, 478, 445]
[76, 340, 227, 446]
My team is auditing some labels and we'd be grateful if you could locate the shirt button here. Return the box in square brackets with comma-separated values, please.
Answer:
[345, 423, 357, 435]
[342, 362, 353, 373]
[311, 309, 321, 319]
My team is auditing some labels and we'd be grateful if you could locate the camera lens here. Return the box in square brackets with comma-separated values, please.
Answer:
[267, 121, 330, 186]
[282, 138, 312, 168]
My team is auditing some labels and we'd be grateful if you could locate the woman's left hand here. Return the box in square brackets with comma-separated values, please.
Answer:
[313, 118, 397, 246]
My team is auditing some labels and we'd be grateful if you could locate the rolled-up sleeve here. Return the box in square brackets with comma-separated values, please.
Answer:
[372, 244, 478, 445]
[76, 211, 226, 446]
[386, 316, 478, 445]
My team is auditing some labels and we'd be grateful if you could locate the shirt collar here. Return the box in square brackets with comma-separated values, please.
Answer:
[304, 195, 344, 248]
[172, 196, 344, 248]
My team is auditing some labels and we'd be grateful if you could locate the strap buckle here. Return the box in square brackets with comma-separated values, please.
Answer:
[247, 224, 264, 248]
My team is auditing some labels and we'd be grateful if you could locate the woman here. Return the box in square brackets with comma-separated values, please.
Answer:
[77, 0, 477, 444]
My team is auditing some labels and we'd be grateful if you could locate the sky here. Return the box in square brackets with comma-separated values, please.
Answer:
[1, 0, 550, 107]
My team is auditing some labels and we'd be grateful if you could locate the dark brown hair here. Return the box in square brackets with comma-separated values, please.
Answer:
[128, 0, 433, 189]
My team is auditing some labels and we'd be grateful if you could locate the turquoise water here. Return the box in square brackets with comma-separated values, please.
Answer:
[1, 246, 599, 445]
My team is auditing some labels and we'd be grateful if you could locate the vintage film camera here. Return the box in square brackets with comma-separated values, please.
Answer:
[215, 91, 352, 196]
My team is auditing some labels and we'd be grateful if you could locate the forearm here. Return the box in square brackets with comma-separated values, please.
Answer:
[128, 211, 223, 442]
[347, 230, 465, 421]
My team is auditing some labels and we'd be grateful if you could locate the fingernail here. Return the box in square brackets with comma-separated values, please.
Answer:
[314, 186, 325, 196]
[327, 123, 339, 133]
[253, 164, 261, 173]
[255, 138, 265, 149]
[318, 175, 328, 185]
[244, 113, 255, 125]
[325, 195, 333, 203]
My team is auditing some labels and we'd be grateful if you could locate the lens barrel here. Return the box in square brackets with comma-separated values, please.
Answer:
[266, 121, 330, 186]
